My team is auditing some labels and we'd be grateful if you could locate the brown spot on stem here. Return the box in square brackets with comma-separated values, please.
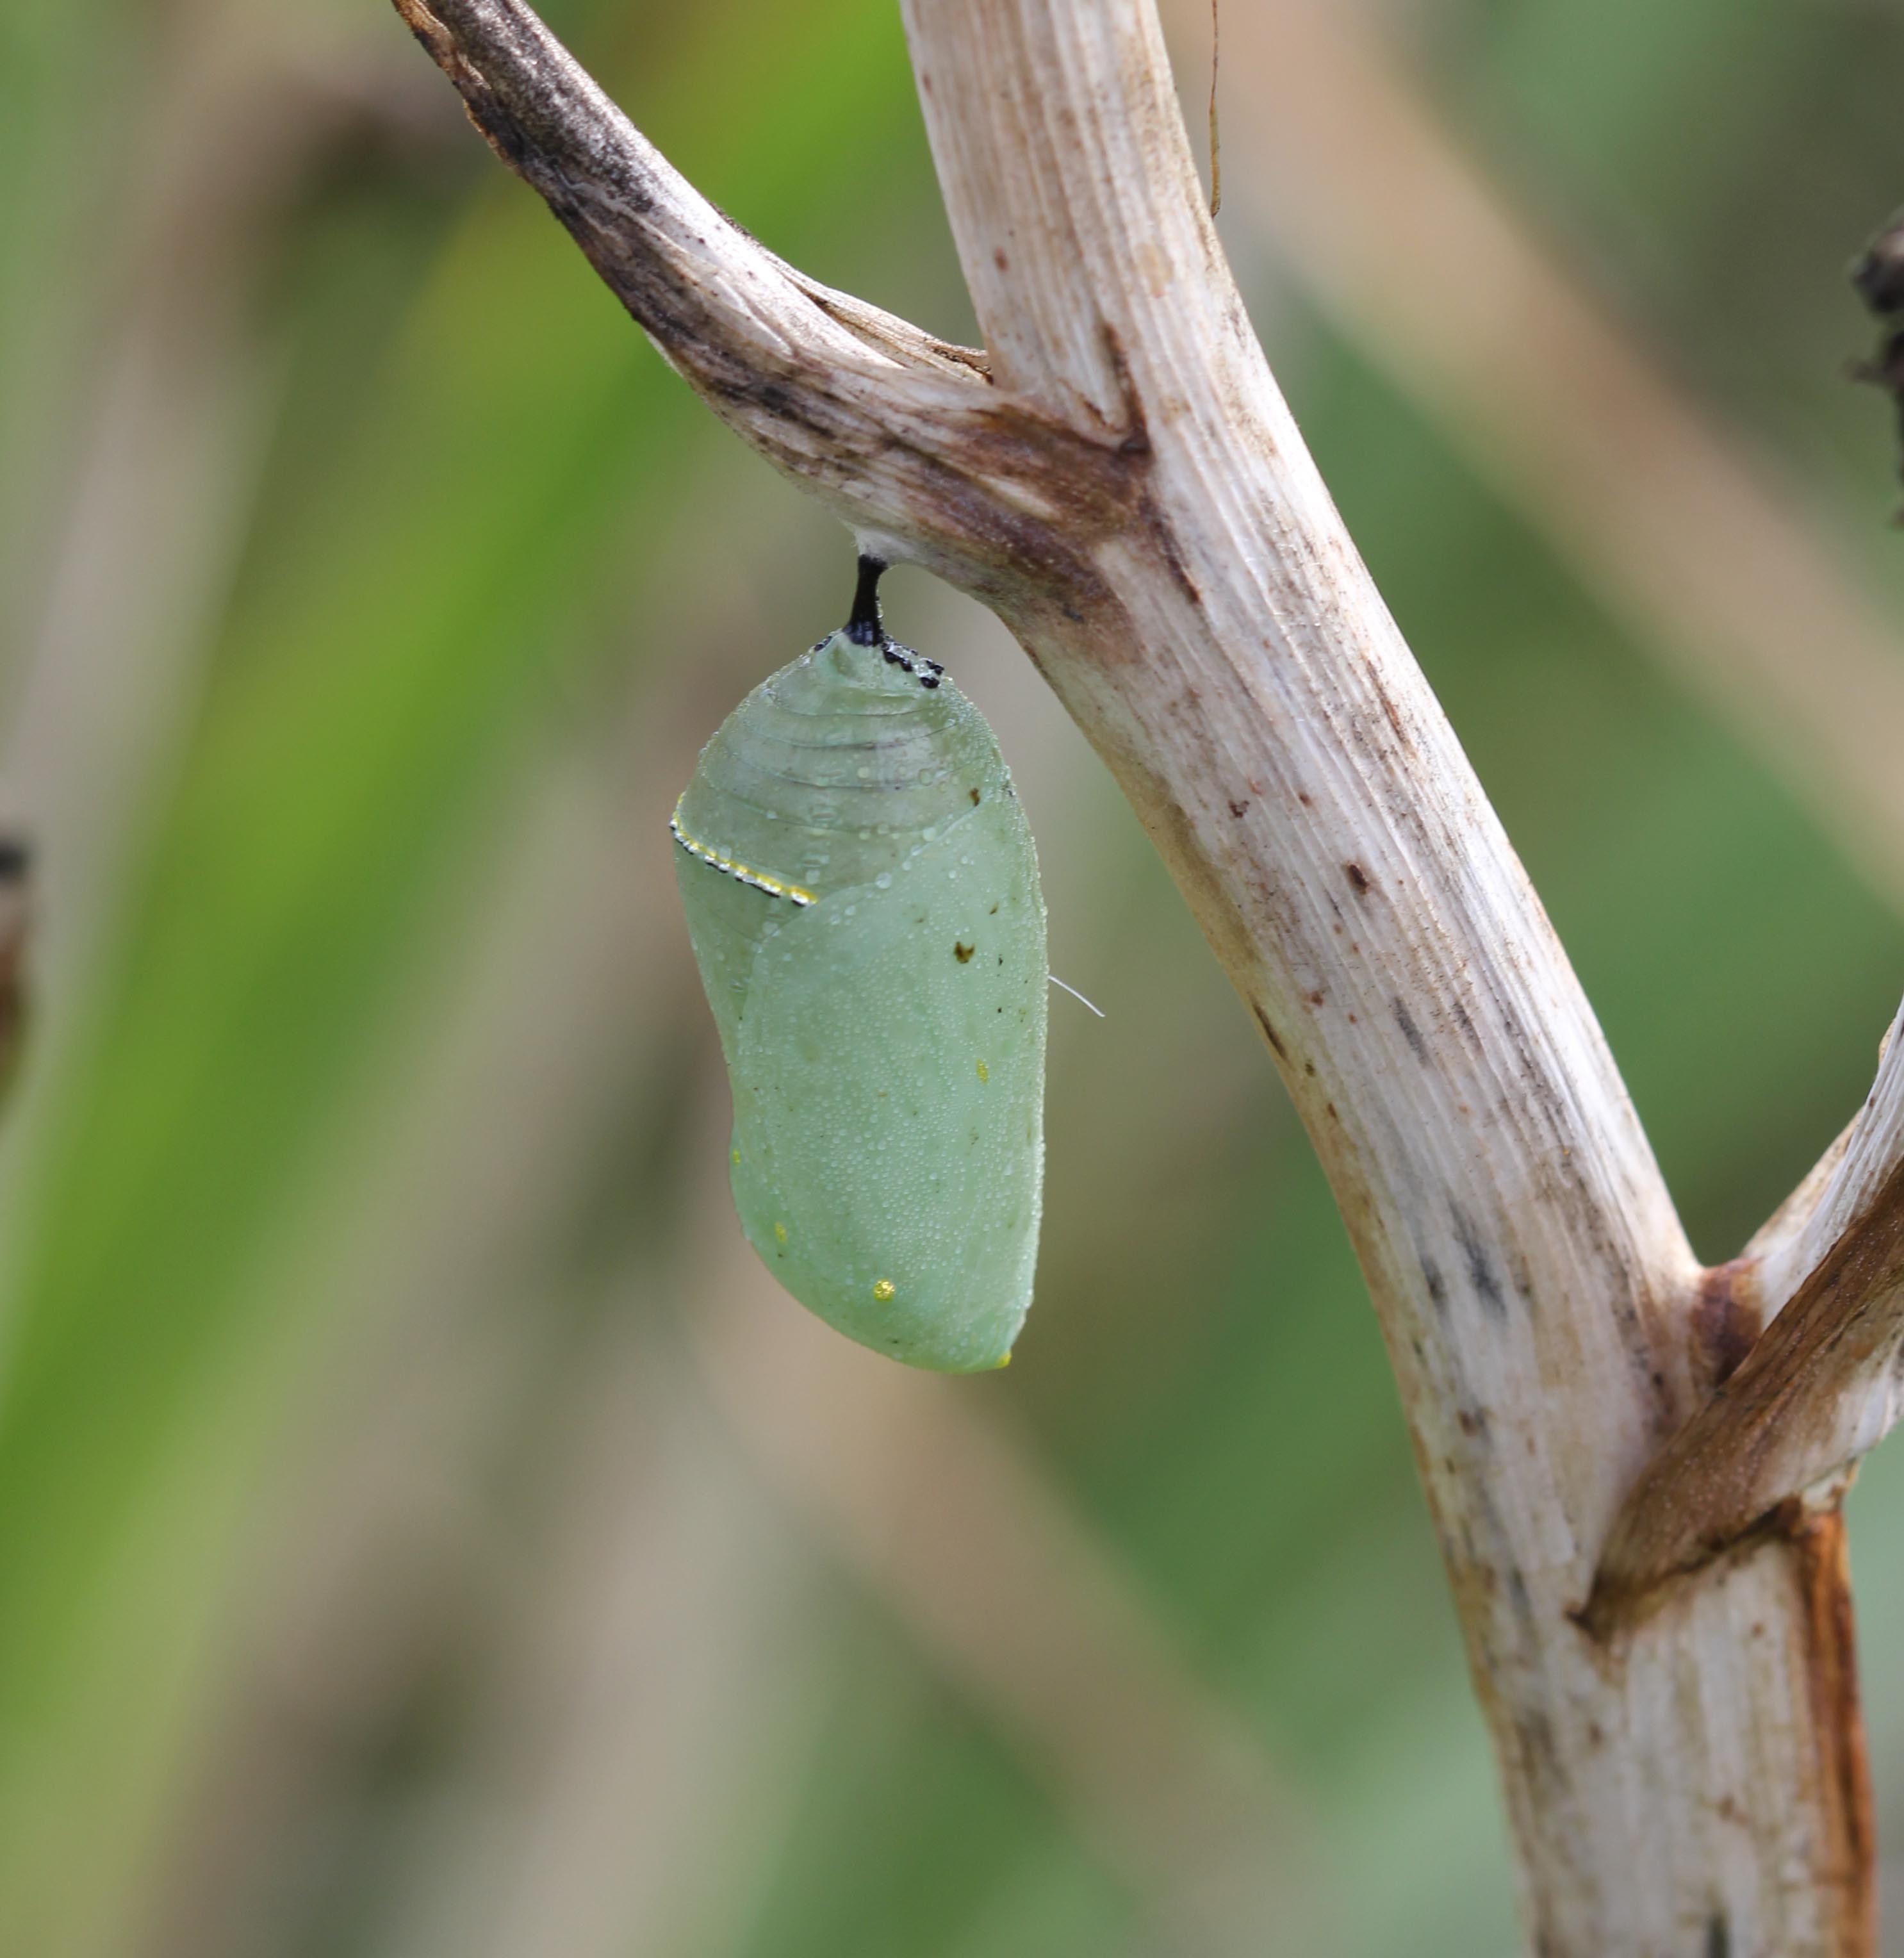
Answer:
[1693, 1258, 1761, 1390]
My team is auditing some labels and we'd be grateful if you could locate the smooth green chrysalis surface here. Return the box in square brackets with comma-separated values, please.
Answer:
[673, 627, 1046, 1372]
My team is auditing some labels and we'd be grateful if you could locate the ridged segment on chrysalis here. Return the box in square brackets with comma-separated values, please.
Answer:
[672, 588, 1046, 1372]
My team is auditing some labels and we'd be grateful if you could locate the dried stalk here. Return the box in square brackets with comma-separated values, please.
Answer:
[391, 1, 1904, 1948]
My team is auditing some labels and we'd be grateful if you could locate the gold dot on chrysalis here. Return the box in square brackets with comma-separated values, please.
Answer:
[872, 1279, 896, 1303]
[773, 1222, 787, 1244]
[730, 1146, 741, 1167]
[976, 1058, 989, 1082]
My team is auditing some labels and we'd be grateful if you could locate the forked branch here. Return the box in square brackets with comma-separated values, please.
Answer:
[394, 0, 1160, 616]
[388, 1, 1884, 1948]
[1590, 1003, 1904, 1626]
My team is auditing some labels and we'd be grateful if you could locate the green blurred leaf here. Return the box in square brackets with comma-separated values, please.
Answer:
[0, 2, 928, 1950]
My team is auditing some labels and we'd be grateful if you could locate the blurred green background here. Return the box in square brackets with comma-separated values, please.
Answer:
[8, 1, 1904, 1954]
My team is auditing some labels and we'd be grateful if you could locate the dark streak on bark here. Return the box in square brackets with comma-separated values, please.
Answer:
[1150, 515, 1202, 608]
[1451, 1202, 1508, 1319]
[1373, 680, 1412, 753]
[1252, 1004, 1288, 1062]
[1098, 319, 1149, 454]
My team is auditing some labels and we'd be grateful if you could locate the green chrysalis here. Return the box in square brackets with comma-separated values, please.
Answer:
[672, 560, 1046, 1372]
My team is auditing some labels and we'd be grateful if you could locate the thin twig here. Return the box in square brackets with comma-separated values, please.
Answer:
[1208, 1, 1220, 217]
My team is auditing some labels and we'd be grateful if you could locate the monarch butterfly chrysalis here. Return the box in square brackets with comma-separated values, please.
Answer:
[673, 558, 1046, 1373]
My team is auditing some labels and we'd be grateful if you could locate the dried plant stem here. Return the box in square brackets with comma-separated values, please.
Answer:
[391, 1, 1904, 1948]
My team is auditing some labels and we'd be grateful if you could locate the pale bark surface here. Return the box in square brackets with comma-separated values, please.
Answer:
[1159, 0, 1904, 923]
[392, 1, 1904, 1950]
